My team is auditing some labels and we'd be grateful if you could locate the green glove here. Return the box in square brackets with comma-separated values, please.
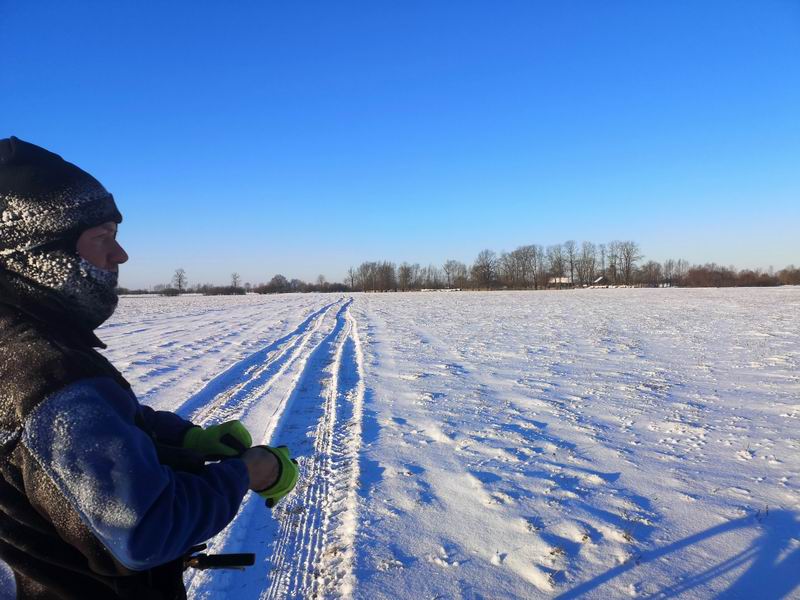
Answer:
[182, 420, 252, 460]
[254, 445, 299, 508]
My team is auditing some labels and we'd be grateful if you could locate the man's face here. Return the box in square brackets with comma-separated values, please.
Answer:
[76, 222, 129, 272]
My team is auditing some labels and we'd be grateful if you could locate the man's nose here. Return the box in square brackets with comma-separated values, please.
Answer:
[112, 240, 129, 265]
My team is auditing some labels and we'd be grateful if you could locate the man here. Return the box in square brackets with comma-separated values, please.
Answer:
[0, 137, 299, 599]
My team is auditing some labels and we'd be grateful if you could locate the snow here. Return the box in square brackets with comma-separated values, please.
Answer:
[6, 289, 798, 598]
[0, 563, 12, 600]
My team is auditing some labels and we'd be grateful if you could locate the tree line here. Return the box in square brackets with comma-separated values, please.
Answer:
[116, 241, 800, 296]
[345, 241, 799, 292]
[364, 240, 646, 291]
[118, 270, 348, 296]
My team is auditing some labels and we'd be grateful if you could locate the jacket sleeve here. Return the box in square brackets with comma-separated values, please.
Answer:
[20, 377, 250, 571]
[138, 404, 197, 446]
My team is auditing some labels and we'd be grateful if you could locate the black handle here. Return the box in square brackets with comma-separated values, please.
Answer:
[185, 552, 256, 570]
[220, 433, 249, 455]
[183, 544, 255, 571]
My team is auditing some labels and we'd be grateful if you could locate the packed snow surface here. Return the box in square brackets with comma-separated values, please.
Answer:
[91, 289, 800, 598]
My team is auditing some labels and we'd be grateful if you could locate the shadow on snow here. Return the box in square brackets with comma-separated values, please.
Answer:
[556, 509, 800, 599]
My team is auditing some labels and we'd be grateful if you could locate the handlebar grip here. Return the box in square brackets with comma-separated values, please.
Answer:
[220, 433, 249, 455]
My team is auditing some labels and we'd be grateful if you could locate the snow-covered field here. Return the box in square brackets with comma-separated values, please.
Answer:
[12, 288, 799, 599]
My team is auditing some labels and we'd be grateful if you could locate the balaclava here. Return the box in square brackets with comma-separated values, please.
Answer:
[0, 136, 123, 332]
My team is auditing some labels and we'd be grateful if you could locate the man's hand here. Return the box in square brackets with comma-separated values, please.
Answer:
[242, 445, 299, 508]
[182, 420, 252, 460]
[241, 446, 280, 491]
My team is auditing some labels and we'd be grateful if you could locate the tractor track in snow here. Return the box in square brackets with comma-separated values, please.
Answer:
[263, 299, 366, 600]
[182, 298, 348, 597]
[175, 299, 343, 433]
[182, 298, 366, 600]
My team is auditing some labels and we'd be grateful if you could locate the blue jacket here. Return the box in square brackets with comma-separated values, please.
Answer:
[21, 376, 250, 571]
[0, 292, 251, 599]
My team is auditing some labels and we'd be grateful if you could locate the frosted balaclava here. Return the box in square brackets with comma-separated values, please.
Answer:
[0, 136, 123, 331]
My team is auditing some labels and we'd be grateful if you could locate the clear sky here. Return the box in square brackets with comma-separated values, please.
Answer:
[2, 1, 798, 288]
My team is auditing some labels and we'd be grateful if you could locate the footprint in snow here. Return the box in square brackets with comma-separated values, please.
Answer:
[488, 491, 515, 506]
[437, 362, 467, 376]
[401, 463, 425, 476]
[428, 544, 461, 568]
[399, 372, 427, 381]
[416, 482, 439, 506]
[416, 391, 446, 405]
[376, 558, 405, 572]
[524, 515, 545, 533]
[468, 470, 502, 485]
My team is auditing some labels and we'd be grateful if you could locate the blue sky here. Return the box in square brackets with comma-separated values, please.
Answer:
[2, 1, 798, 288]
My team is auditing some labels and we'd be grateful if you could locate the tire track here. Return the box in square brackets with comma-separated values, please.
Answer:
[184, 298, 348, 597]
[263, 300, 366, 600]
[175, 299, 342, 431]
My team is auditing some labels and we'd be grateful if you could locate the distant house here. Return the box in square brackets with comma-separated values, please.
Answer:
[592, 276, 609, 286]
[548, 276, 571, 287]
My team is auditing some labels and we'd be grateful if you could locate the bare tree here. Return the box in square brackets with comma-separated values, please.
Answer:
[357, 262, 375, 292]
[498, 251, 516, 288]
[598, 243, 607, 278]
[564, 240, 577, 286]
[619, 241, 643, 285]
[531, 244, 547, 290]
[471, 249, 497, 289]
[514, 245, 536, 289]
[448, 261, 468, 289]
[231, 272, 241, 288]
[778, 265, 800, 285]
[376, 262, 397, 291]
[662, 259, 675, 286]
[409, 263, 423, 290]
[640, 260, 662, 287]
[423, 264, 442, 289]
[316, 274, 327, 291]
[443, 259, 461, 288]
[674, 259, 689, 285]
[172, 268, 187, 293]
[578, 241, 596, 286]
[347, 267, 357, 290]
[503, 246, 531, 289]
[267, 274, 289, 293]
[398, 263, 412, 291]
[453, 262, 469, 289]
[546, 244, 565, 286]
[607, 241, 621, 284]
[354, 261, 395, 292]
